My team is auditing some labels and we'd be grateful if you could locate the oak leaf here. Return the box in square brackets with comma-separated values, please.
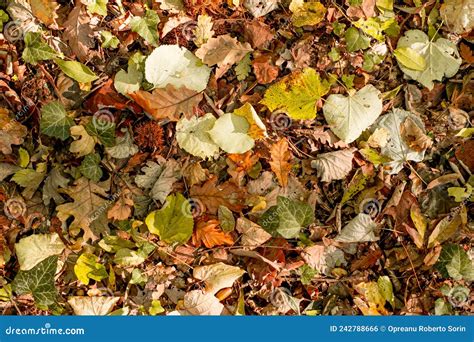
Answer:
[269, 138, 293, 187]
[107, 189, 134, 221]
[56, 178, 109, 242]
[129, 85, 203, 121]
[192, 219, 234, 248]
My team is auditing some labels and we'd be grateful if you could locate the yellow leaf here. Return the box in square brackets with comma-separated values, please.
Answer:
[29, 0, 59, 26]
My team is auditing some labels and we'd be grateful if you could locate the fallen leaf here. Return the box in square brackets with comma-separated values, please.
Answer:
[130, 85, 203, 121]
[193, 262, 245, 294]
[311, 148, 355, 182]
[196, 34, 253, 78]
[400, 116, 433, 152]
[192, 218, 234, 248]
[269, 138, 293, 187]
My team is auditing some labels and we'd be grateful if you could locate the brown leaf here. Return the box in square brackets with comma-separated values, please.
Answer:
[400, 116, 433, 152]
[460, 43, 474, 64]
[269, 138, 293, 187]
[85, 79, 131, 112]
[252, 55, 279, 84]
[107, 189, 134, 221]
[227, 151, 259, 184]
[192, 219, 234, 248]
[455, 139, 474, 172]
[129, 85, 203, 121]
[0, 108, 27, 155]
[195, 35, 253, 78]
[243, 20, 274, 49]
[64, 5, 96, 63]
[426, 173, 460, 190]
[235, 217, 271, 249]
[190, 176, 246, 214]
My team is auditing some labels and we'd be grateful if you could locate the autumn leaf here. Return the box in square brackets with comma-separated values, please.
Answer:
[30, 0, 59, 26]
[129, 85, 203, 121]
[56, 178, 109, 242]
[269, 138, 293, 187]
[196, 34, 253, 78]
[261, 68, 332, 120]
[192, 218, 234, 248]
[0, 108, 27, 155]
[190, 176, 246, 214]
[64, 5, 96, 63]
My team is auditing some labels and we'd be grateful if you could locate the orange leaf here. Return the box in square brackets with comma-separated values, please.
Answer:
[190, 176, 246, 214]
[192, 219, 234, 248]
[129, 85, 203, 121]
[269, 138, 293, 187]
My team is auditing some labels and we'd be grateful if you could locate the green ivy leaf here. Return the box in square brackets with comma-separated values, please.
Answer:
[145, 193, 194, 244]
[259, 196, 314, 239]
[40, 101, 74, 141]
[79, 153, 103, 182]
[85, 119, 116, 147]
[22, 32, 60, 65]
[130, 9, 160, 46]
[100, 31, 120, 48]
[12, 255, 58, 307]
[436, 244, 474, 281]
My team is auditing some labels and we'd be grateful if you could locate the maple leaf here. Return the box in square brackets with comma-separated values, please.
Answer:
[190, 176, 246, 214]
[64, 5, 96, 63]
[0, 108, 27, 155]
[192, 218, 234, 248]
[269, 138, 293, 187]
[129, 85, 203, 121]
[195, 34, 253, 78]
[56, 178, 109, 242]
